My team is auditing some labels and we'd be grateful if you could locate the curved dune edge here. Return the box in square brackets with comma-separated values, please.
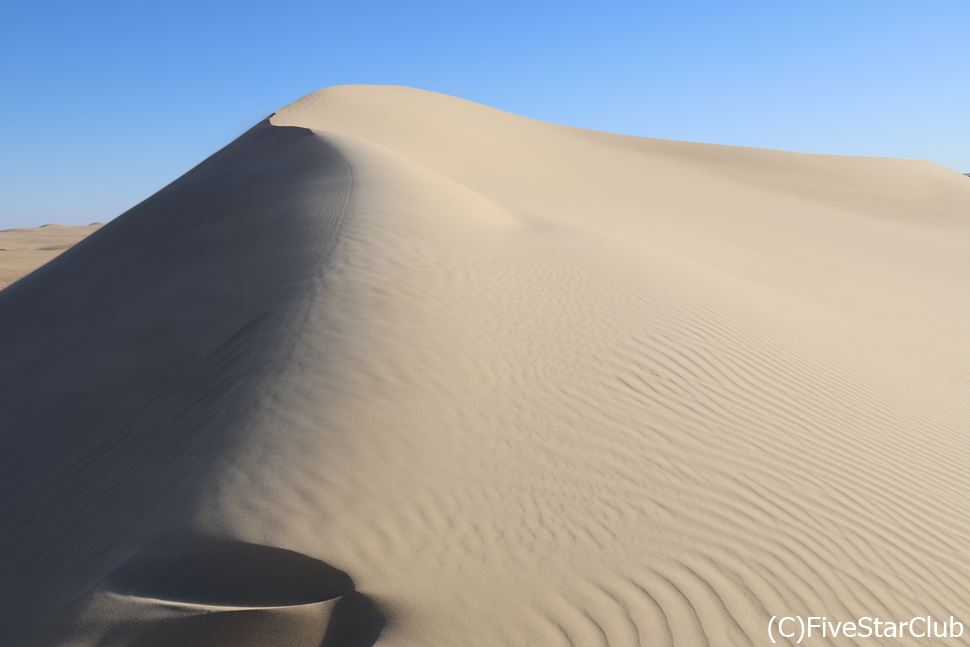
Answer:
[1, 86, 969, 646]
[65, 538, 384, 647]
[70, 592, 381, 647]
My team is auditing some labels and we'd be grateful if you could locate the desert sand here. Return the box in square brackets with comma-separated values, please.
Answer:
[1, 85, 969, 646]
[0, 224, 101, 290]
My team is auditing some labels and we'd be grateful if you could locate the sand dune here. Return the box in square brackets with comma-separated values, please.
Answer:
[1, 85, 969, 646]
[0, 224, 101, 290]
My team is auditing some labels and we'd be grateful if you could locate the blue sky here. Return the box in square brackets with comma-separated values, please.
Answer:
[2, 0, 968, 227]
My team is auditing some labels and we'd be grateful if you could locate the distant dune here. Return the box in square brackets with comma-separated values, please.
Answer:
[0, 224, 101, 290]
[1, 86, 969, 646]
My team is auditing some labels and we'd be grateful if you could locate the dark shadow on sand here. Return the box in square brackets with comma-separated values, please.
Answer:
[104, 537, 385, 647]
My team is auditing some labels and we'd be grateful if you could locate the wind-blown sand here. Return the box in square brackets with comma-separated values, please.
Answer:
[0, 224, 101, 290]
[1, 85, 969, 646]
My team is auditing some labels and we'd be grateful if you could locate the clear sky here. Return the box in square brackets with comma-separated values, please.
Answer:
[2, 0, 968, 227]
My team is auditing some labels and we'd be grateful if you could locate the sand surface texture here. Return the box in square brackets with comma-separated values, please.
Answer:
[1, 86, 969, 646]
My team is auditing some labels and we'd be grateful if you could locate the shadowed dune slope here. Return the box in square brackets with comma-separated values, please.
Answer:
[1, 85, 969, 646]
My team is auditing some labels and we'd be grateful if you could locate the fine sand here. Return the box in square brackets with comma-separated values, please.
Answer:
[0, 224, 101, 290]
[1, 85, 969, 646]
